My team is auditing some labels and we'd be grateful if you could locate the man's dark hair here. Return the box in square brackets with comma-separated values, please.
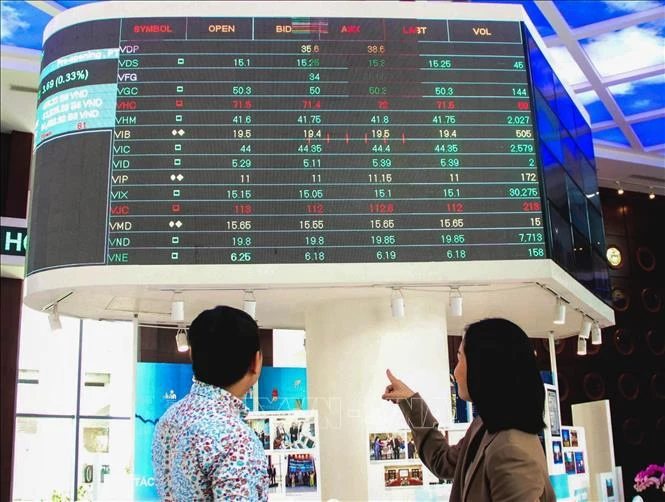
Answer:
[463, 317, 545, 434]
[187, 305, 260, 388]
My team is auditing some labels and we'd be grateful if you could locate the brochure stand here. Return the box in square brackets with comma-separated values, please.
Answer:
[543, 384, 591, 501]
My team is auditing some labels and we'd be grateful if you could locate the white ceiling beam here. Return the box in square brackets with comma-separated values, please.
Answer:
[582, 84, 664, 134]
[625, 108, 665, 125]
[643, 144, 665, 154]
[595, 143, 665, 167]
[25, 1, 65, 17]
[591, 107, 665, 132]
[572, 63, 665, 93]
[590, 120, 616, 133]
[536, 1, 644, 152]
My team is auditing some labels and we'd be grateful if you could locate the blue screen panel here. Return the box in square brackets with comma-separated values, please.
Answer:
[548, 202, 574, 275]
[573, 227, 593, 290]
[592, 250, 611, 304]
[568, 182, 589, 240]
[541, 144, 569, 217]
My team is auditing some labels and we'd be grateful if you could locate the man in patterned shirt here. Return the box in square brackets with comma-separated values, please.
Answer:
[152, 305, 269, 501]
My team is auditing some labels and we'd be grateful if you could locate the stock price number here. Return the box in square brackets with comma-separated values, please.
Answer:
[227, 220, 252, 230]
[232, 158, 252, 168]
[232, 86, 252, 95]
[506, 115, 530, 125]
[434, 86, 455, 96]
[370, 219, 395, 229]
[305, 236, 325, 246]
[372, 158, 392, 168]
[369, 173, 392, 183]
[371, 235, 396, 245]
[299, 189, 324, 199]
[369, 203, 394, 213]
[446, 249, 467, 260]
[522, 201, 541, 212]
[304, 251, 325, 262]
[440, 218, 464, 228]
[508, 187, 538, 197]
[297, 58, 320, 67]
[440, 158, 461, 168]
[376, 250, 397, 261]
[231, 236, 252, 246]
[510, 143, 534, 153]
[435, 144, 459, 153]
[300, 220, 324, 230]
[227, 189, 252, 199]
[441, 234, 465, 244]
[230, 252, 252, 262]
[518, 232, 544, 243]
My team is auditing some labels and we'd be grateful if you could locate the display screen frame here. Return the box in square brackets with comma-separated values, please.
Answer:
[30, 1, 550, 274]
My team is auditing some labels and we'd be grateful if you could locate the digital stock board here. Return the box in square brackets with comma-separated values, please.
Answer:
[29, 11, 547, 273]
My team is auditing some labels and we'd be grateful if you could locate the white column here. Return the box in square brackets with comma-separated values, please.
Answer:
[305, 293, 451, 501]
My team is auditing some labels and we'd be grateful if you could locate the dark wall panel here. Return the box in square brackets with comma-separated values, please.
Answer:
[557, 188, 664, 498]
[0, 278, 22, 502]
[1, 132, 32, 218]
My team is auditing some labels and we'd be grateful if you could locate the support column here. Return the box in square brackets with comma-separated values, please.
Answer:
[305, 294, 451, 501]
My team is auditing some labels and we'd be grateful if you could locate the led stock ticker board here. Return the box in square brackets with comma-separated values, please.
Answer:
[31, 15, 545, 271]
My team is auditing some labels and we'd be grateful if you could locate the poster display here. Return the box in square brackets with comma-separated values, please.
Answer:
[367, 426, 459, 501]
[249, 410, 321, 501]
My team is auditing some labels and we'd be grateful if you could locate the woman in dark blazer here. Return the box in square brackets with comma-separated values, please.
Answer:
[383, 317, 556, 502]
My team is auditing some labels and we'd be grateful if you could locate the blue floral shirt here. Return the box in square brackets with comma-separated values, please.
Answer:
[152, 380, 268, 501]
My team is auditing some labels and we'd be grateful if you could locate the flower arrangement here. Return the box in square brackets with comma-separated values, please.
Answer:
[634, 463, 665, 493]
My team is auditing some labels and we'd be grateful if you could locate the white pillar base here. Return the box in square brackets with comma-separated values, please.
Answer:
[305, 294, 451, 501]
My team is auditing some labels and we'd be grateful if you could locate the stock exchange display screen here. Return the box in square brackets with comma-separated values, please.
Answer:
[28, 15, 546, 273]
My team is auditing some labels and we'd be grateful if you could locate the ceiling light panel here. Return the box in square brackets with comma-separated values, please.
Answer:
[579, 19, 665, 78]
[556, 0, 665, 29]
[575, 90, 614, 123]
[594, 127, 632, 147]
[609, 73, 665, 116]
[0, 1, 53, 51]
[631, 117, 665, 148]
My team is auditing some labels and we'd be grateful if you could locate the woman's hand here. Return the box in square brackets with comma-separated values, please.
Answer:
[382, 369, 416, 403]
